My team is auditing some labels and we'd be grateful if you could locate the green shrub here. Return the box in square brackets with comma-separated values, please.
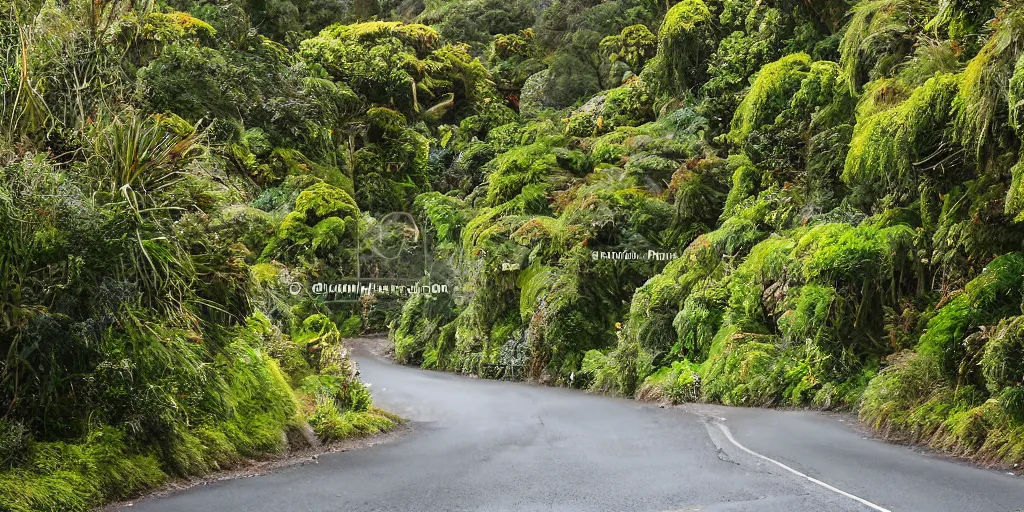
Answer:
[859, 350, 949, 440]
[981, 316, 1024, 395]
[651, 0, 715, 95]
[600, 24, 657, 72]
[918, 253, 1024, 383]
[636, 360, 701, 404]
[843, 73, 960, 207]
[728, 53, 813, 147]
[0, 428, 166, 512]
[294, 182, 360, 223]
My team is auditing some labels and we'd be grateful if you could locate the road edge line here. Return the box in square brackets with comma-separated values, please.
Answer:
[712, 421, 894, 512]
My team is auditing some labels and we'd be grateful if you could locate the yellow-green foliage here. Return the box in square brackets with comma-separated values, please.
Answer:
[1012, 54, 1024, 136]
[796, 222, 915, 283]
[307, 400, 400, 441]
[860, 351, 951, 440]
[981, 316, 1024, 396]
[139, 11, 215, 42]
[581, 333, 655, 397]
[952, 4, 1024, 157]
[312, 217, 348, 252]
[699, 326, 804, 406]
[215, 334, 301, 456]
[838, 0, 936, 91]
[484, 141, 558, 205]
[580, 349, 620, 395]
[843, 74, 960, 205]
[673, 277, 728, 360]
[862, 349, 1024, 466]
[415, 192, 466, 250]
[367, 107, 407, 137]
[729, 53, 813, 146]
[722, 155, 759, 218]
[295, 182, 360, 222]
[1009, 155, 1024, 221]
[300, 20, 495, 118]
[308, 21, 439, 54]
[298, 315, 401, 441]
[263, 181, 360, 268]
[625, 189, 770, 358]
[600, 24, 657, 71]
[0, 428, 166, 512]
[1003, 53, 1024, 219]
[492, 30, 537, 61]
[0, 316, 304, 510]
[566, 78, 653, 137]
[392, 292, 450, 365]
[918, 253, 1024, 382]
[653, 0, 714, 94]
[636, 360, 701, 404]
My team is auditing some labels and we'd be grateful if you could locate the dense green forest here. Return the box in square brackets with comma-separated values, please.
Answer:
[2, 0, 1024, 508]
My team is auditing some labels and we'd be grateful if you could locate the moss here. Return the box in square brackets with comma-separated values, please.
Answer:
[860, 350, 952, 439]
[367, 107, 407, 138]
[918, 253, 1024, 382]
[601, 24, 657, 72]
[728, 53, 813, 146]
[565, 80, 654, 137]
[843, 73, 960, 206]
[652, 0, 715, 94]
[952, 4, 1024, 158]
[140, 11, 216, 42]
[582, 333, 655, 397]
[981, 316, 1024, 395]
[307, 397, 399, 442]
[1011, 53, 1024, 137]
[838, 0, 936, 91]
[589, 131, 630, 164]
[294, 182, 360, 223]
[1008, 157, 1024, 221]
[392, 293, 432, 364]
[797, 222, 915, 283]
[311, 217, 348, 252]
[698, 325, 812, 406]
[484, 140, 558, 206]
[267, 149, 353, 195]
[722, 155, 759, 218]
[1004, 56, 1024, 219]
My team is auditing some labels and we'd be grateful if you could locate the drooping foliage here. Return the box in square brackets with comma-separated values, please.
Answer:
[384, 0, 1024, 473]
[9, 0, 1024, 506]
[1, 2, 403, 509]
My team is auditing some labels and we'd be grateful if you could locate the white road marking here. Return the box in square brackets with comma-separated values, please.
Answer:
[713, 421, 894, 512]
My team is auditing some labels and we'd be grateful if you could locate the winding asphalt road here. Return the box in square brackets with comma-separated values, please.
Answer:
[128, 341, 1024, 512]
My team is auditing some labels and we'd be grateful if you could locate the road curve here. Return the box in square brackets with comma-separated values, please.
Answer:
[127, 341, 1024, 512]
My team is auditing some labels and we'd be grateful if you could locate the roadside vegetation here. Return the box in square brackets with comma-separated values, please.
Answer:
[392, 0, 1024, 473]
[2, 0, 1024, 508]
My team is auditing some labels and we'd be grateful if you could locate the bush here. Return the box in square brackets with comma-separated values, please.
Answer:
[650, 0, 715, 95]
[0, 428, 166, 512]
[918, 253, 1024, 383]
[636, 360, 701, 404]
[981, 316, 1024, 395]
[859, 351, 949, 440]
